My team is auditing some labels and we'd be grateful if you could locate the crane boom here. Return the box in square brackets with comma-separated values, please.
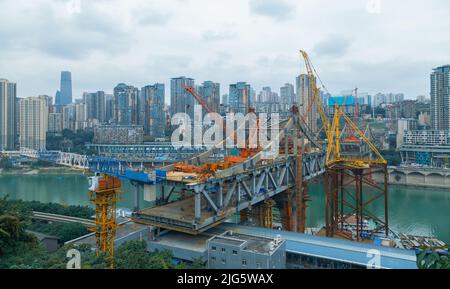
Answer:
[184, 85, 214, 114]
[300, 50, 332, 144]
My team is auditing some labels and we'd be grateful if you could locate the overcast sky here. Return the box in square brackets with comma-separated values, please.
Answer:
[1, 0, 449, 102]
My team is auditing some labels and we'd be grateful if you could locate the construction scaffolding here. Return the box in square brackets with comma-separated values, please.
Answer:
[240, 199, 276, 229]
[324, 106, 389, 241]
[300, 50, 389, 241]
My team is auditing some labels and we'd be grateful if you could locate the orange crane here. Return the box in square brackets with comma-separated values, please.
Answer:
[183, 86, 261, 163]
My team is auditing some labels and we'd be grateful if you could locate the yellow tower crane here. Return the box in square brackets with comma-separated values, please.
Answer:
[300, 50, 389, 241]
[88, 174, 122, 269]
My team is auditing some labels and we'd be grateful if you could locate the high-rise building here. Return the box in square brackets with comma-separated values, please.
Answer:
[373, 93, 386, 107]
[0, 79, 17, 150]
[229, 82, 251, 114]
[296, 74, 318, 132]
[48, 113, 63, 133]
[258, 87, 271, 103]
[170, 77, 195, 119]
[222, 94, 228, 106]
[63, 104, 76, 131]
[105, 94, 113, 123]
[141, 83, 165, 139]
[198, 81, 220, 114]
[19, 96, 48, 151]
[417, 95, 429, 103]
[113, 83, 140, 125]
[430, 65, 450, 130]
[83, 91, 106, 123]
[57, 71, 72, 105]
[396, 118, 417, 149]
[75, 99, 87, 130]
[280, 83, 295, 105]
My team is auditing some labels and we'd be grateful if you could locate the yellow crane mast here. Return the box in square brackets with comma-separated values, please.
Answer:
[88, 174, 122, 269]
[300, 50, 389, 241]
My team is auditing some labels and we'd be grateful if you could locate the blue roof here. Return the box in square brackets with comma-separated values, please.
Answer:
[215, 223, 417, 269]
[329, 96, 355, 106]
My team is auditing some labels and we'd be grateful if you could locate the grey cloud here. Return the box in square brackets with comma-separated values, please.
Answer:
[0, 1, 132, 60]
[318, 58, 433, 97]
[313, 35, 352, 57]
[249, 0, 295, 21]
[138, 10, 172, 26]
[202, 30, 237, 41]
[149, 55, 193, 76]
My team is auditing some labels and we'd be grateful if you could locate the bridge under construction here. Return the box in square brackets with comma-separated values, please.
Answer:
[19, 50, 390, 268]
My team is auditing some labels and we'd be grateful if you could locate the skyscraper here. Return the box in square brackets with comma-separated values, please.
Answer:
[58, 71, 72, 105]
[198, 81, 220, 114]
[296, 74, 318, 132]
[170, 77, 195, 119]
[431, 65, 450, 130]
[280, 83, 295, 105]
[19, 96, 48, 151]
[63, 104, 76, 131]
[83, 91, 106, 123]
[141, 83, 165, 138]
[48, 113, 63, 134]
[229, 82, 251, 114]
[0, 79, 17, 150]
[113, 83, 140, 125]
[75, 99, 87, 130]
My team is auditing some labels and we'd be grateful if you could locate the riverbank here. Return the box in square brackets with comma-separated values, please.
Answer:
[372, 166, 450, 189]
[0, 166, 85, 175]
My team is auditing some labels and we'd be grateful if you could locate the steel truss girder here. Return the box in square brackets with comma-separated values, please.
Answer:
[158, 153, 325, 231]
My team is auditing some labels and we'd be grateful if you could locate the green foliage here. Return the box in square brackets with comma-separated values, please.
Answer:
[188, 257, 207, 269]
[114, 240, 206, 269]
[0, 197, 206, 269]
[0, 196, 32, 251]
[8, 200, 95, 219]
[0, 196, 49, 269]
[45, 243, 109, 269]
[30, 160, 52, 169]
[0, 239, 49, 269]
[28, 221, 89, 243]
[381, 150, 402, 166]
[0, 157, 13, 170]
[46, 129, 94, 154]
[374, 107, 386, 118]
[417, 250, 449, 269]
[115, 240, 168, 269]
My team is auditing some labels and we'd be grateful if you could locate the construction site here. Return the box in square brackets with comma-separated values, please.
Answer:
[21, 51, 421, 269]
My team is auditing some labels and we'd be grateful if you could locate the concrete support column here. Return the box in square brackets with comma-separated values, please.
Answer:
[133, 184, 140, 213]
[217, 183, 223, 209]
[195, 190, 201, 222]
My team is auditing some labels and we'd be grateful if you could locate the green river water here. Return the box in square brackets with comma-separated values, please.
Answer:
[0, 174, 449, 244]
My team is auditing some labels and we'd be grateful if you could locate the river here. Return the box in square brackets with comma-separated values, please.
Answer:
[0, 174, 449, 244]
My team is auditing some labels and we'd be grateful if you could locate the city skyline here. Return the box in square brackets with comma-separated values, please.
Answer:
[1, 0, 449, 100]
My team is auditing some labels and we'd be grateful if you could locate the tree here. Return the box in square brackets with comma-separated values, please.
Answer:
[381, 150, 402, 166]
[46, 128, 94, 154]
[114, 240, 204, 269]
[45, 244, 108, 269]
[417, 250, 449, 269]
[28, 221, 89, 243]
[0, 157, 13, 169]
[114, 240, 154, 269]
[0, 196, 49, 269]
